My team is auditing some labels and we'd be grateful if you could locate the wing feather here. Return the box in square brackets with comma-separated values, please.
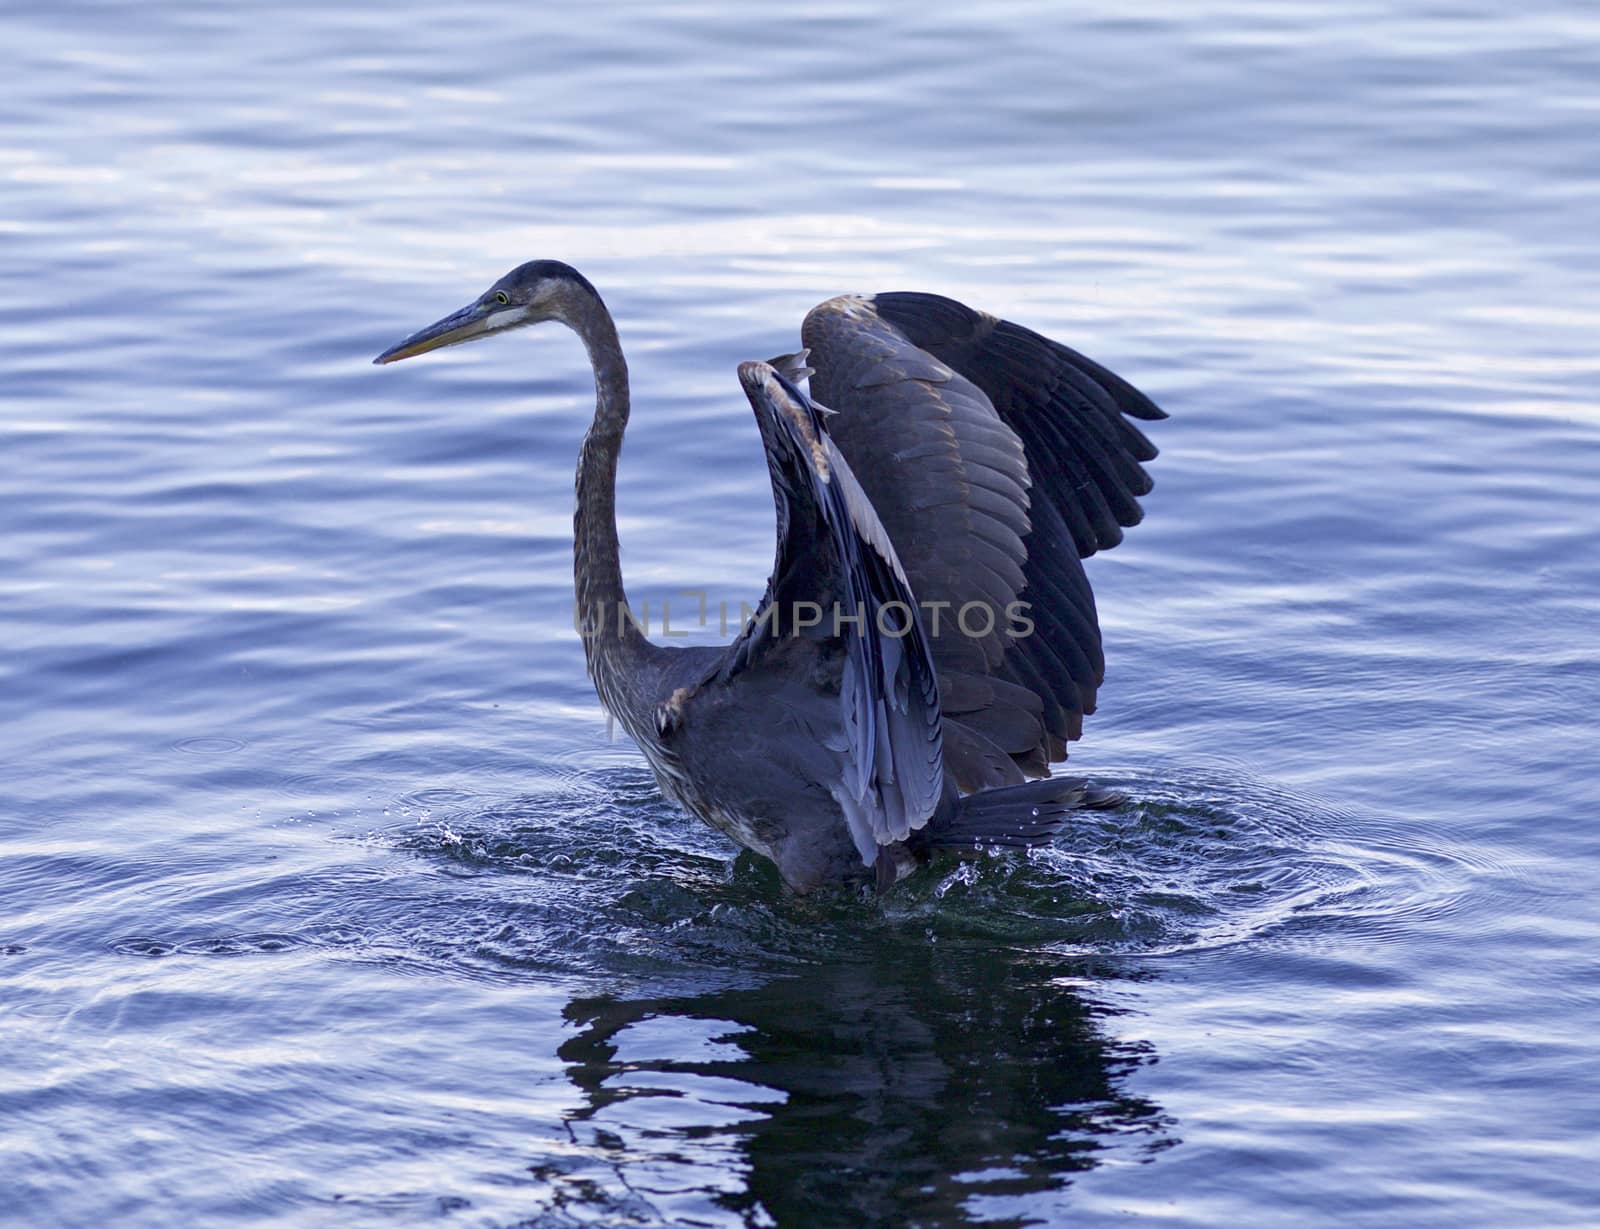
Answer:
[722, 361, 944, 863]
[802, 291, 1164, 782]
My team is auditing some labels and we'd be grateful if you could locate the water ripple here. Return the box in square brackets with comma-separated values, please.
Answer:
[5, 1, 1600, 1225]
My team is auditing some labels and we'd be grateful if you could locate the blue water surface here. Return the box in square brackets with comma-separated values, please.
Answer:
[4, 3, 1599, 1226]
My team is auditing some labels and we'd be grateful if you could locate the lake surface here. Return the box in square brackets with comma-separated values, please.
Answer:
[4, 2, 1599, 1225]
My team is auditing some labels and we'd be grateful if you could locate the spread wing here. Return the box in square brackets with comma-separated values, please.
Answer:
[716, 359, 944, 866]
[801, 293, 1164, 790]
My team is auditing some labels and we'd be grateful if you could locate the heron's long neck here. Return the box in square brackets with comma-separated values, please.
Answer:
[567, 290, 650, 714]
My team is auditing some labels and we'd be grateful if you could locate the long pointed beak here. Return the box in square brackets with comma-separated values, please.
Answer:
[373, 302, 498, 365]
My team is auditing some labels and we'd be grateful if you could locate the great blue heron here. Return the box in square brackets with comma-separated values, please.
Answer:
[375, 261, 1164, 893]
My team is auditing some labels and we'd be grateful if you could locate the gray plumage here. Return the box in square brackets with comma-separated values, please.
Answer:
[375, 261, 1164, 893]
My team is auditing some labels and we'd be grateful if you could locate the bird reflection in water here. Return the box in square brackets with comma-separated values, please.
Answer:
[546, 940, 1174, 1226]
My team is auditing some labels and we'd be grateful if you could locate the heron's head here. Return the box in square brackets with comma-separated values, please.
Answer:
[373, 260, 601, 364]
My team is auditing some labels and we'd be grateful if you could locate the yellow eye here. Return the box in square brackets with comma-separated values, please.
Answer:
[494, 291, 510, 305]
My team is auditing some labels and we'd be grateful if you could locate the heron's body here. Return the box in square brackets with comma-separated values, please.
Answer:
[376, 262, 1164, 893]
